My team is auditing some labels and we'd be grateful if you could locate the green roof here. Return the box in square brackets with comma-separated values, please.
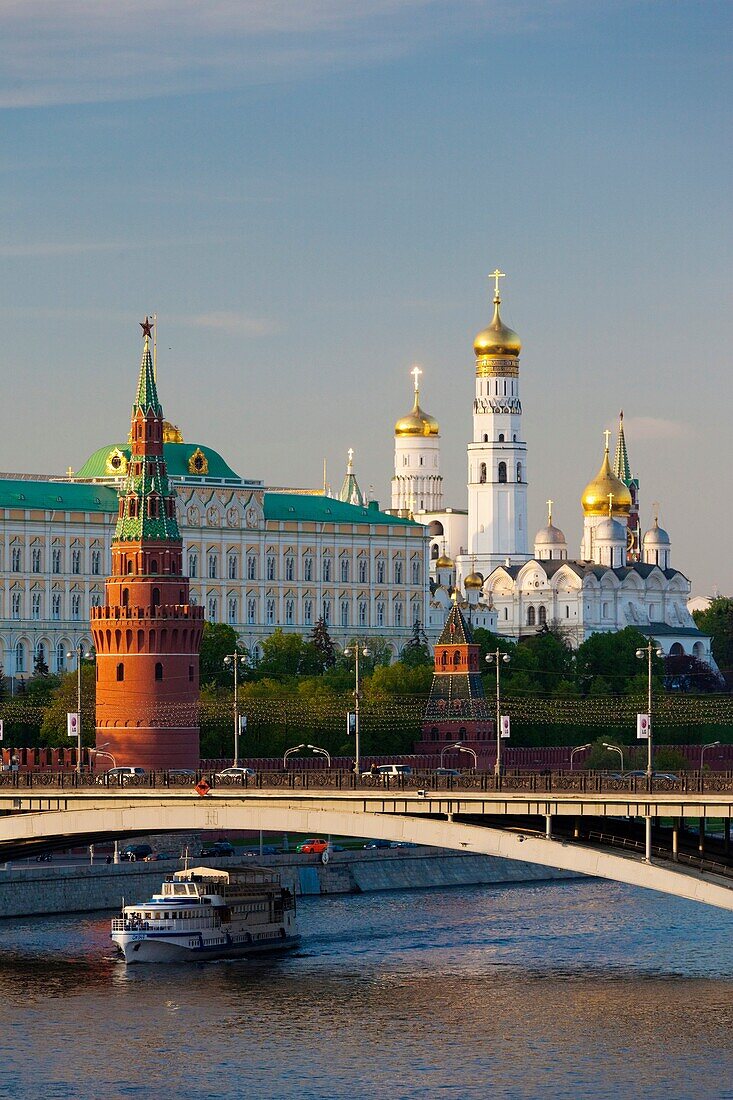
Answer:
[0, 479, 117, 513]
[264, 493, 418, 526]
[75, 442, 241, 482]
[134, 338, 161, 417]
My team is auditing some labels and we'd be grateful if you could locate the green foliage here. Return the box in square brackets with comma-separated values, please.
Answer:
[199, 622, 246, 687]
[39, 665, 95, 747]
[257, 630, 319, 679]
[575, 628, 659, 695]
[400, 620, 432, 668]
[693, 597, 733, 669]
[309, 618, 336, 670]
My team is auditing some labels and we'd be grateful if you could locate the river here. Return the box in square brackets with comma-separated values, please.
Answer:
[2, 878, 733, 1099]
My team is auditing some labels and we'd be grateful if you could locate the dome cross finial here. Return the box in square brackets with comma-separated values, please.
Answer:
[546, 498, 553, 524]
[608, 492, 614, 516]
[603, 428, 611, 452]
[489, 268, 506, 303]
[411, 364, 422, 396]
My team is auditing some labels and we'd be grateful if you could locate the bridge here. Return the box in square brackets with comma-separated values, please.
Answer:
[2, 770, 733, 912]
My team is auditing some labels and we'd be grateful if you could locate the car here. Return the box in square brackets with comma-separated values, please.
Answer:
[97, 766, 146, 785]
[120, 843, 153, 862]
[143, 849, 179, 861]
[361, 764, 413, 779]
[200, 841, 235, 857]
[435, 767, 460, 777]
[622, 770, 681, 782]
[363, 839, 394, 849]
[296, 838, 329, 854]
[215, 767, 256, 780]
[166, 769, 197, 781]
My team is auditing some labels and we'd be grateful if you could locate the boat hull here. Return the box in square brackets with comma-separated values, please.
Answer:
[113, 930, 301, 964]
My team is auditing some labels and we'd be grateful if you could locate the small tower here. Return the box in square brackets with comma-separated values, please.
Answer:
[643, 511, 671, 570]
[339, 448, 365, 506]
[391, 367, 442, 515]
[533, 500, 568, 561]
[613, 411, 641, 562]
[467, 270, 529, 571]
[416, 601, 492, 764]
[580, 431, 631, 562]
[91, 319, 204, 769]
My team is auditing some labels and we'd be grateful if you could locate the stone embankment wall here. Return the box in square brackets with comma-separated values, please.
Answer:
[0, 848, 578, 918]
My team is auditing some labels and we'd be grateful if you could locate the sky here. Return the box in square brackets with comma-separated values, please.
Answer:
[0, 0, 731, 594]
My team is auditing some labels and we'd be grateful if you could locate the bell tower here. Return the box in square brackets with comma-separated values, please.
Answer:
[91, 319, 204, 769]
[466, 271, 529, 571]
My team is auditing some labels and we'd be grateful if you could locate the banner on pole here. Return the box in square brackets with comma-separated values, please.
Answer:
[67, 712, 80, 738]
[636, 713, 650, 740]
[500, 715, 511, 739]
[347, 712, 356, 736]
[0, 719, 3, 741]
[239, 715, 247, 734]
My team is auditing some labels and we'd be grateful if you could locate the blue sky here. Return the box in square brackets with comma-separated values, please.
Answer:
[1, 1, 731, 593]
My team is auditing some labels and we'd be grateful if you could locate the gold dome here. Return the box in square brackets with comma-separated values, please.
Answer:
[395, 395, 439, 437]
[163, 421, 184, 443]
[474, 298, 521, 358]
[436, 553, 454, 569]
[581, 445, 632, 516]
[464, 570, 484, 590]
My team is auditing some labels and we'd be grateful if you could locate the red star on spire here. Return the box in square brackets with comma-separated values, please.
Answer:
[140, 316, 154, 339]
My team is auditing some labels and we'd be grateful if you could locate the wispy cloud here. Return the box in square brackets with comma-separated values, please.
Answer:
[0, 1, 539, 108]
[183, 310, 275, 336]
[624, 416, 693, 441]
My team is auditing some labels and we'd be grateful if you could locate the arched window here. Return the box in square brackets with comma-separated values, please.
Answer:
[479, 462, 487, 484]
[358, 601, 367, 627]
[56, 644, 65, 672]
[411, 559, 420, 585]
[304, 557, 313, 582]
[538, 605, 547, 626]
[498, 462, 507, 484]
[285, 599, 294, 625]
[116, 662, 124, 682]
[527, 606, 536, 626]
[285, 557, 295, 581]
[266, 598, 276, 625]
[322, 556, 331, 583]
[358, 559, 368, 583]
[155, 662, 163, 681]
[304, 598, 313, 626]
[247, 598, 257, 625]
[504, 607, 508, 620]
[394, 602, 403, 627]
[453, 651, 461, 666]
[483, 434, 489, 443]
[228, 554, 238, 580]
[151, 587, 160, 608]
[247, 556, 256, 581]
[322, 599, 331, 626]
[498, 433, 504, 442]
[15, 642, 25, 673]
[431, 543, 439, 560]
[516, 462, 522, 483]
[208, 596, 218, 621]
[376, 559, 385, 584]
[127, 560, 134, 575]
[340, 600, 349, 627]
[340, 558, 349, 583]
[394, 560, 403, 584]
[208, 553, 218, 580]
[228, 597, 238, 624]
[376, 601, 385, 628]
[440, 651, 447, 667]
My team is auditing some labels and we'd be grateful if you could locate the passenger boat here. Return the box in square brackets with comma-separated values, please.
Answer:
[111, 865, 299, 963]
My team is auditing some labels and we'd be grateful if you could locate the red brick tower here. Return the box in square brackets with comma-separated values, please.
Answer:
[414, 601, 492, 767]
[91, 319, 203, 769]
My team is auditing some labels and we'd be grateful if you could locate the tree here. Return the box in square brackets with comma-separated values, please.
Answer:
[309, 617, 336, 671]
[400, 619, 432, 668]
[33, 647, 49, 677]
[258, 629, 309, 680]
[575, 628, 657, 695]
[693, 598, 733, 670]
[39, 665, 95, 746]
[199, 622, 246, 687]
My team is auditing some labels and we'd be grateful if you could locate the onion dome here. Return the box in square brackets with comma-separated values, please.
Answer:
[595, 516, 626, 542]
[436, 552, 454, 569]
[643, 517, 670, 547]
[474, 286, 521, 358]
[395, 368, 439, 437]
[581, 439, 632, 516]
[464, 570, 484, 590]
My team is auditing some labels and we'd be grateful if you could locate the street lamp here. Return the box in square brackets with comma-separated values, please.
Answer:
[486, 649, 511, 778]
[66, 643, 91, 774]
[570, 743, 593, 771]
[602, 742, 625, 771]
[223, 652, 247, 767]
[307, 744, 331, 768]
[283, 743, 307, 768]
[91, 742, 117, 769]
[440, 741, 461, 766]
[636, 643, 663, 779]
[455, 744, 477, 769]
[344, 643, 369, 775]
[700, 741, 721, 770]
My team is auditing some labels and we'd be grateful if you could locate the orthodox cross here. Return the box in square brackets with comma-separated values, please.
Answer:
[652, 500, 660, 524]
[607, 492, 614, 515]
[603, 428, 611, 451]
[546, 498, 554, 524]
[489, 268, 506, 299]
[347, 447, 354, 469]
[411, 365, 422, 394]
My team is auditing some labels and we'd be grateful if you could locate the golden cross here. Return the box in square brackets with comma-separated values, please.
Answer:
[603, 428, 611, 451]
[546, 498, 553, 523]
[608, 492, 614, 516]
[489, 268, 506, 300]
[411, 365, 422, 393]
[347, 447, 354, 468]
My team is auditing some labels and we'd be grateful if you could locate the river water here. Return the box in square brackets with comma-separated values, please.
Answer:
[1, 878, 733, 1099]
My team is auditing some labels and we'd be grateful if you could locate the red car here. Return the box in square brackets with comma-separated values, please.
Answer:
[296, 838, 328, 854]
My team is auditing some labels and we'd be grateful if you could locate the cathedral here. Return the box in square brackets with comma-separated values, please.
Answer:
[390, 272, 713, 665]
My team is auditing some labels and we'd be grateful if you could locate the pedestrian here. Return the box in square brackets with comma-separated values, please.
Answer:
[10, 753, 19, 773]
[370, 762, 378, 777]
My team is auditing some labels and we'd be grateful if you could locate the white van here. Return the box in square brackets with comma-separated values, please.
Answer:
[362, 764, 413, 779]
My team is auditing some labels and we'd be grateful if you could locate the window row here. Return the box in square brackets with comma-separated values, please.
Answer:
[8, 591, 102, 621]
[204, 595, 422, 629]
[7, 547, 102, 575]
[188, 551, 419, 585]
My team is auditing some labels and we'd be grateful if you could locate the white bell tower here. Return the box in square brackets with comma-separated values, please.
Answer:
[465, 271, 529, 572]
[391, 367, 443, 515]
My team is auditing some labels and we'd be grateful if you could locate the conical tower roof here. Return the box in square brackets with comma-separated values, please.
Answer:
[133, 318, 161, 416]
[437, 602, 475, 646]
[338, 449, 364, 506]
[613, 410, 632, 484]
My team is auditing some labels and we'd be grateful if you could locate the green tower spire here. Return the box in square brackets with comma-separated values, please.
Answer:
[613, 410, 632, 484]
[133, 317, 162, 416]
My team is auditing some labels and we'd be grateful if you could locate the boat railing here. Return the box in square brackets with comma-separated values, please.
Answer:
[111, 917, 217, 932]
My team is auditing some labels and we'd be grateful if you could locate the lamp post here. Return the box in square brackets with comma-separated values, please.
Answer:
[344, 642, 369, 775]
[636, 643, 663, 779]
[283, 743, 307, 768]
[486, 649, 510, 778]
[570, 743, 593, 771]
[307, 744, 331, 768]
[66, 643, 91, 774]
[602, 742, 625, 771]
[91, 744, 117, 769]
[700, 741, 721, 770]
[456, 744, 477, 769]
[440, 741, 461, 767]
[224, 652, 247, 768]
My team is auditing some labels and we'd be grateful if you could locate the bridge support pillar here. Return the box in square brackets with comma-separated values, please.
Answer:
[725, 818, 731, 856]
[545, 814, 552, 840]
[672, 822, 679, 862]
[699, 816, 706, 855]
[644, 816, 652, 863]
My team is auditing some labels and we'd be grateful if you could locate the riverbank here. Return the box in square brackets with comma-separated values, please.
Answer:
[0, 847, 578, 917]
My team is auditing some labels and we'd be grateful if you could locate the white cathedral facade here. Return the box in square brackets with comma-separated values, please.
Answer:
[389, 272, 713, 665]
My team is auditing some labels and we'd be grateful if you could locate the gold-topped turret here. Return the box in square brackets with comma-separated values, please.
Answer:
[581, 432, 632, 516]
[394, 366, 440, 437]
[474, 269, 522, 362]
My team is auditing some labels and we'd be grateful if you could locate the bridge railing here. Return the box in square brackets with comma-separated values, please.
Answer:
[2, 769, 733, 794]
[586, 829, 733, 881]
